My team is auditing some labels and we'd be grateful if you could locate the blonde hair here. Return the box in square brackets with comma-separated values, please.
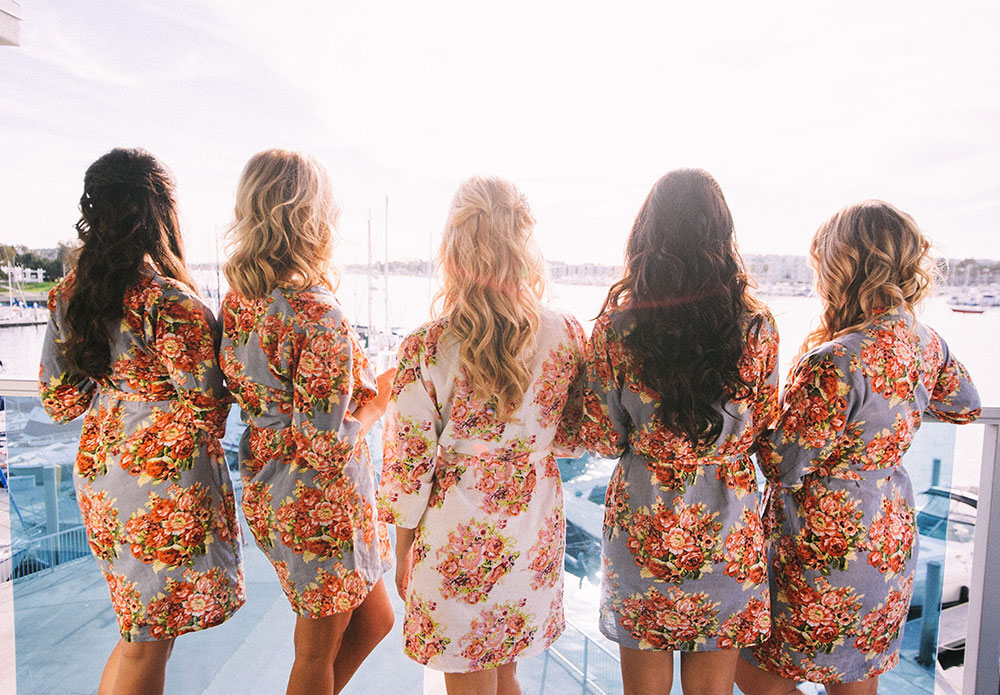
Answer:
[224, 149, 340, 299]
[434, 176, 548, 418]
[802, 199, 936, 357]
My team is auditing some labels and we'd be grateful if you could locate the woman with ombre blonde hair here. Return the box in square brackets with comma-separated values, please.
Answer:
[737, 201, 981, 695]
[378, 175, 586, 695]
[220, 149, 395, 695]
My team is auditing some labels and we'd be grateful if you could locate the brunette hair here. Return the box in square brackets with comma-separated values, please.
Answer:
[600, 168, 765, 446]
[434, 176, 547, 418]
[64, 147, 196, 379]
[802, 199, 936, 356]
[224, 149, 339, 299]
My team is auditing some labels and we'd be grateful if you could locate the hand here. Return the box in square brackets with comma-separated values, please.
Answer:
[395, 550, 413, 601]
[394, 526, 416, 601]
[354, 367, 397, 435]
[372, 367, 397, 410]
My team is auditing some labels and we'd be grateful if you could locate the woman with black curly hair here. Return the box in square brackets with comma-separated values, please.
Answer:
[581, 169, 779, 694]
[39, 148, 245, 695]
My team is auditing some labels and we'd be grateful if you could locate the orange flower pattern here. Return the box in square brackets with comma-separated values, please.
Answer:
[221, 287, 392, 618]
[379, 309, 585, 671]
[746, 308, 980, 683]
[582, 310, 779, 652]
[40, 271, 245, 641]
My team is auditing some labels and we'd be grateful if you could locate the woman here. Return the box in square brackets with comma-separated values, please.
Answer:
[737, 201, 981, 694]
[220, 149, 395, 695]
[581, 169, 779, 695]
[39, 148, 245, 695]
[378, 176, 586, 695]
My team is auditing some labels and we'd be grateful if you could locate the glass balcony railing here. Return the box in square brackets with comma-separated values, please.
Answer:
[2, 376, 999, 694]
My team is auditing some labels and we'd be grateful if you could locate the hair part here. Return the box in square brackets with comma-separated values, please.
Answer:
[64, 147, 196, 379]
[434, 175, 547, 418]
[600, 168, 765, 447]
[224, 149, 340, 299]
[802, 199, 936, 357]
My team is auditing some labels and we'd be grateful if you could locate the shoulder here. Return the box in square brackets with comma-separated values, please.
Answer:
[143, 272, 211, 320]
[47, 272, 76, 311]
[540, 306, 585, 343]
[399, 316, 451, 364]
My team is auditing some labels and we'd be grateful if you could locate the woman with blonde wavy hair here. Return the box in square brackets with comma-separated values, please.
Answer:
[378, 175, 586, 695]
[737, 201, 980, 695]
[220, 149, 395, 695]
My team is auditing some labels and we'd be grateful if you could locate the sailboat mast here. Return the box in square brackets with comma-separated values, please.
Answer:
[367, 210, 373, 346]
[384, 196, 389, 343]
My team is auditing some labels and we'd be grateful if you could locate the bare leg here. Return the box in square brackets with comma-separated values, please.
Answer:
[735, 657, 808, 695]
[826, 677, 878, 695]
[286, 612, 353, 695]
[619, 646, 674, 695]
[98, 640, 123, 695]
[110, 638, 175, 695]
[679, 650, 739, 695]
[496, 662, 522, 695]
[332, 579, 394, 694]
[445, 668, 498, 695]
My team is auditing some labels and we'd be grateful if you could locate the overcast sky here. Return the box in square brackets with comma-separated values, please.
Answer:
[1, 1, 998, 266]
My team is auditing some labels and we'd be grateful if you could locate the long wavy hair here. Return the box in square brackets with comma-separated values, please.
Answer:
[64, 148, 196, 379]
[224, 149, 339, 299]
[802, 199, 936, 356]
[599, 168, 765, 446]
[434, 176, 548, 418]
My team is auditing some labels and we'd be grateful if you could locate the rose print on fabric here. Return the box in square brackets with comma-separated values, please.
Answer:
[458, 600, 538, 671]
[275, 478, 360, 561]
[126, 483, 214, 570]
[525, 507, 565, 590]
[716, 595, 770, 650]
[146, 566, 243, 639]
[434, 520, 520, 604]
[795, 483, 866, 573]
[104, 570, 147, 641]
[403, 594, 452, 664]
[242, 481, 276, 548]
[722, 507, 767, 588]
[472, 437, 538, 515]
[625, 497, 724, 583]
[79, 486, 123, 562]
[853, 578, 913, 659]
[616, 586, 721, 651]
[865, 488, 915, 578]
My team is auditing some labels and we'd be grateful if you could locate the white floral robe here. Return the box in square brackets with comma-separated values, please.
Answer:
[378, 307, 586, 672]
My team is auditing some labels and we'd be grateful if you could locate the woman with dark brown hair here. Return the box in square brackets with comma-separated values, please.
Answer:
[581, 168, 779, 694]
[39, 148, 245, 695]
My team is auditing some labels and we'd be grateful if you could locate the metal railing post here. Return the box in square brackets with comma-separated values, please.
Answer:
[581, 638, 589, 695]
[964, 414, 1000, 695]
[917, 560, 943, 667]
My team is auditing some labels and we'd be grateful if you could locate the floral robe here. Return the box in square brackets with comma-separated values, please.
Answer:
[220, 287, 392, 617]
[39, 271, 245, 641]
[582, 310, 779, 652]
[743, 307, 981, 683]
[378, 308, 586, 672]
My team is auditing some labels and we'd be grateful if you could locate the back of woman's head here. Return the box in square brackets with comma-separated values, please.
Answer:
[436, 175, 547, 418]
[601, 168, 763, 446]
[224, 149, 339, 299]
[804, 199, 935, 353]
[65, 147, 195, 379]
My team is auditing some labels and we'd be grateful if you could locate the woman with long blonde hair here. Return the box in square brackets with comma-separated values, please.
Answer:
[737, 201, 981, 695]
[220, 149, 395, 695]
[378, 176, 586, 695]
[581, 169, 779, 695]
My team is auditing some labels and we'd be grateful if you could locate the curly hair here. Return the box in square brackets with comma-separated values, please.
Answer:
[802, 199, 936, 356]
[599, 168, 765, 446]
[64, 147, 197, 379]
[224, 149, 339, 299]
[434, 176, 548, 418]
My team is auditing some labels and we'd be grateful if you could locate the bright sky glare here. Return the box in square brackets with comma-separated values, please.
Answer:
[1, 1, 998, 265]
